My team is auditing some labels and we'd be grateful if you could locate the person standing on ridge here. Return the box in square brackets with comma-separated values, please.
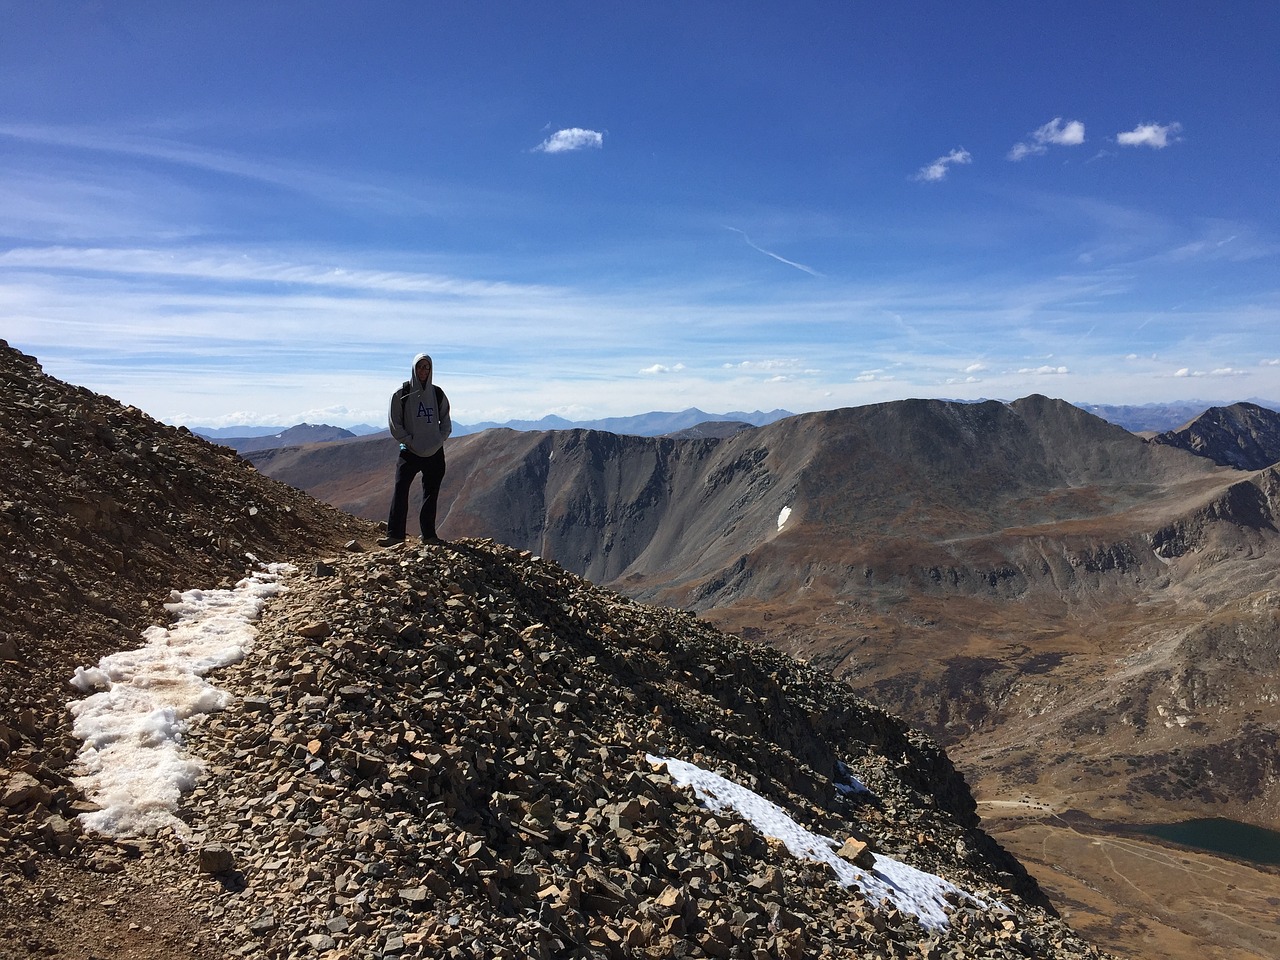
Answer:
[380, 352, 452, 546]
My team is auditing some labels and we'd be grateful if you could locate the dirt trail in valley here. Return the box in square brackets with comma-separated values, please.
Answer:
[978, 800, 1280, 960]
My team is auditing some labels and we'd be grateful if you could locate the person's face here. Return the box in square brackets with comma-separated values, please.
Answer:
[415, 358, 431, 381]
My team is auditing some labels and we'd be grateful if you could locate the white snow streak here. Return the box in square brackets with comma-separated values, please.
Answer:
[68, 563, 293, 837]
[649, 755, 983, 930]
[777, 505, 792, 530]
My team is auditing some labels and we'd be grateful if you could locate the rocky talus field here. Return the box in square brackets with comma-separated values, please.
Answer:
[0, 346, 1125, 956]
[121, 539, 1113, 959]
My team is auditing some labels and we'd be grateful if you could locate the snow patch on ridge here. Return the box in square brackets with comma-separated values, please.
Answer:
[649, 754, 989, 930]
[68, 562, 294, 837]
[777, 505, 792, 530]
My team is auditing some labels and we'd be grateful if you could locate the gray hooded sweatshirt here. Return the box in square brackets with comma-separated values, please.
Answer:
[388, 352, 452, 457]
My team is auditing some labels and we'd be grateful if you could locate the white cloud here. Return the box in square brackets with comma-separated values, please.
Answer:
[1018, 365, 1069, 375]
[1047, 119, 1086, 146]
[914, 148, 971, 183]
[1008, 118, 1085, 161]
[1263, 359, 1280, 367]
[1172, 366, 1243, 379]
[724, 359, 804, 372]
[533, 128, 604, 154]
[639, 362, 685, 375]
[964, 362, 987, 373]
[1116, 122, 1182, 149]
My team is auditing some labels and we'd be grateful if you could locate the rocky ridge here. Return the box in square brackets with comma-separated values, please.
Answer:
[1150, 401, 1280, 470]
[0, 340, 366, 718]
[112, 539, 1106, 959]
[0, 339, 367, 846]
[0, 339, 367, 956]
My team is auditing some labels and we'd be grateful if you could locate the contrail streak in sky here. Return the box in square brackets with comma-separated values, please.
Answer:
[725, 226, 822, 277]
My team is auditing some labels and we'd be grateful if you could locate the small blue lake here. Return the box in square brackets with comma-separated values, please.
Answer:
[1139, 817, 1280, 866]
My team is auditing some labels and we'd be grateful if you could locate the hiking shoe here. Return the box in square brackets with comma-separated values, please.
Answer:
[377, 536, 404, 547]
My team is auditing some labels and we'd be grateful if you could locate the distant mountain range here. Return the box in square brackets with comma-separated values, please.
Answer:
[1076, 397, 1280, 432]
[5, 341, 1110, 960]
[195, 407, 795, 452]
[14, 331, 1280, 960]
[196, 400, 1280, 454]
[196, 422, 358, 453]
[453, 407, 794, 437]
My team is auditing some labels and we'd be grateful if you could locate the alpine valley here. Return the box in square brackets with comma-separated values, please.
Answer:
[249, 396, 1280, 960]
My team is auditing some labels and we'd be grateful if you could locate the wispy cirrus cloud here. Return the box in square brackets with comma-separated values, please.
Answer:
[0, 245, 558, 298]
[1117, 122, 1182, 149]
[1008, 117, 1085, 161]
[0, 122, 446, 217]
[533, 127, 604, 154]
[914, 148, 971, 183]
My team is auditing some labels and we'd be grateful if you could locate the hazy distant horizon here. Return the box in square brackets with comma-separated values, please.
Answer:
[186, 395, 1280, 438]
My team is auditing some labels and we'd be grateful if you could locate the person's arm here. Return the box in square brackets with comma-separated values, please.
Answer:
[438, 390, 452, 441]
[388, 387, 410, 444]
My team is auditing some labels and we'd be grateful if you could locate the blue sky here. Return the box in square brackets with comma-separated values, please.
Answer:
[3, 1, 1278, 428]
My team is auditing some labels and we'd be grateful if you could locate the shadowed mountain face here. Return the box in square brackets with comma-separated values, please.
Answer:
[436, 397, 1233, 610]
[1150, 401, 1280, 470]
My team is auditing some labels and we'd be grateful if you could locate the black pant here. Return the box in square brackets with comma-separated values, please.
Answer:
[387, 448, 446, 540]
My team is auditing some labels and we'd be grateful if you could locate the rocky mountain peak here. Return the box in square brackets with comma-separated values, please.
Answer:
[0, 341, 1115, 956]
[1150, 401, 1280, 470]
